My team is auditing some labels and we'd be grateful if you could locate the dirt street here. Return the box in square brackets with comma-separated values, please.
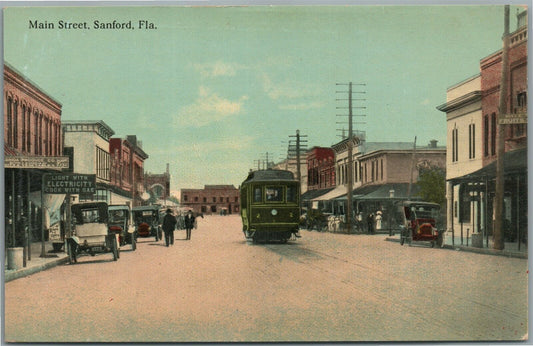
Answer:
[4, 215, 528, 342]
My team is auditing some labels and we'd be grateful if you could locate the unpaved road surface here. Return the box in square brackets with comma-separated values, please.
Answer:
[4, 215, 528, 342]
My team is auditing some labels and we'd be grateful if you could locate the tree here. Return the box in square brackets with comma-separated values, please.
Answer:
[415, 167, 446, 206]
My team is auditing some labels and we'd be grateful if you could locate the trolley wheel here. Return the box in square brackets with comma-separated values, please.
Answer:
[112, 236, 118, 261]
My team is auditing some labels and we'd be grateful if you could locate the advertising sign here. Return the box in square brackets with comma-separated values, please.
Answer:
[43, 173, 96, 194]
[4, 156, 69, 170]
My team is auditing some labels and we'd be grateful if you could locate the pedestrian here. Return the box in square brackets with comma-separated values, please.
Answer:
[367, 212, 374, 234]
[162, 208, 177, 247]
[375, 211, 382, 231]
[184, 210, 196, 240]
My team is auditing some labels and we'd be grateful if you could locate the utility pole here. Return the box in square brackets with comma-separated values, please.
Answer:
[494, 5, 510, 250]
[407, 136, 417, 199]
[336, 82, 366, 233]
[288, 130, 307, 183]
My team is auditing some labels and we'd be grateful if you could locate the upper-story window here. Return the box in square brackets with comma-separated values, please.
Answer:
[452, 125, 459, 162]
[469, 123, 475, 159]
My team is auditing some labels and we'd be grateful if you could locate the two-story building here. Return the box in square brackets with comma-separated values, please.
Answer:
[63, 122, 149, 206]
[4, 63, 69, 260]
[180, 185, 239, 215]
[438, 10, 527, 249]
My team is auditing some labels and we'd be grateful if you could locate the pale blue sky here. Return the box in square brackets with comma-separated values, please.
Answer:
[3, 4, 522, 192]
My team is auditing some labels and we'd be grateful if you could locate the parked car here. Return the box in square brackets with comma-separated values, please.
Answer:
[399, 201, 443, 247]
[67, 202, 119, 263]
[109, 204, 136, 251]
[132, 205, 162, 241]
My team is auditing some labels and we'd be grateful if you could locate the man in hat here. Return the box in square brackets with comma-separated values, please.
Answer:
[184, 210, 196, 240]
[162, 208, 177, 247]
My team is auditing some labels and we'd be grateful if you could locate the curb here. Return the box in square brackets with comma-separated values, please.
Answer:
[5, 256, 69, 283]
[385, 237, 527, 259]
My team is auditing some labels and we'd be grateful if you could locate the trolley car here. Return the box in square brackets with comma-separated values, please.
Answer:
[240, 169, 301, 243]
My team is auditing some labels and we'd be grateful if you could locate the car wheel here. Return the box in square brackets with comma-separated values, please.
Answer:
[112, 236, 118, 261]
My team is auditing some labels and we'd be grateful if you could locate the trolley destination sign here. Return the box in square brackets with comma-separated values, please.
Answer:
[43, 173, 96, 194]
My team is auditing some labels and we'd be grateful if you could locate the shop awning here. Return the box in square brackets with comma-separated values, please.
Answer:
[301, 187, 335, 201]
[334, 183, 421, 201]
[449, 147, 527, 183]
[311, 185, 348, 201]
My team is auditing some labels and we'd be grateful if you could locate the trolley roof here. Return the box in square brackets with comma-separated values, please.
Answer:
[241, 169, 297, 184]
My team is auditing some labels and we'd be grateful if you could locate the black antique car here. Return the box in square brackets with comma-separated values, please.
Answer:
[132, 205, 162, 242]
[67, 202, 119, 263]
[109, 204, 136, 251]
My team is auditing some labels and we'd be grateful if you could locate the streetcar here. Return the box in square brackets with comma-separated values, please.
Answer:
[240, 169, 301, 243]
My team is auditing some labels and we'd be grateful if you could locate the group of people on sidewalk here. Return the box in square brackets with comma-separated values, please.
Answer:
[161, 209, 196, 246]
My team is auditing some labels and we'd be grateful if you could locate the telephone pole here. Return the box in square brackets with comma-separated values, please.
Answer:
[288, 130, 308, 183]
[336, 82, 366, 233]
[494, 5, 510, 250]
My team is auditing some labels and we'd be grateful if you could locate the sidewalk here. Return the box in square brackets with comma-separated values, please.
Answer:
[384, 232, 528, 259]
[4, 241, 69, 283]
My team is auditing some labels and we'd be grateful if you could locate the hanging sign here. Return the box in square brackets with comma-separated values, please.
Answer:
[43, 173, 96, 194]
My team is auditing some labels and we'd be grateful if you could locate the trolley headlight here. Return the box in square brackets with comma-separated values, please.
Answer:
[271, 209, 278, 216]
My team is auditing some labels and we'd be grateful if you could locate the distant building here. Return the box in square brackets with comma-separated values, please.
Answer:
[180, 185, 239, 215]
[63, 122, 148, 206]
[144, 163, 171, 203]
[109, 135, 149, 206]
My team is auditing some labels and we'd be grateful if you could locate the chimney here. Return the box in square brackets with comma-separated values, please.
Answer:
[429, 140, 438, 148]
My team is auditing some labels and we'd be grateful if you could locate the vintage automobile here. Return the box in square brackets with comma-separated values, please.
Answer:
[132, 205, 162, 241]
[399, 201, 443, 247]
[67, 202, 119, 263]
[108, 204, 136, 251]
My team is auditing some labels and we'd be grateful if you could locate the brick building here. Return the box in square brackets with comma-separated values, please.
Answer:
[438, 9, 527, 249]
[307, 147, 335, 190]
[4, 63, 68, 257]
[181, 185, 239, 215]
[109, 135, 149, 206]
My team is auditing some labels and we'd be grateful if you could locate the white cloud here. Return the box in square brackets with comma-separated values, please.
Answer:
[175, 86, 248, 127]
[279, 101, 326, 110]
[193, 61, 245, 78]
[260, 72, 321, 101]
[172, 135, 255, 155]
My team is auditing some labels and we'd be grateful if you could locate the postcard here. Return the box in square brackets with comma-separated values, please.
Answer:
[3, 3, 528, 343]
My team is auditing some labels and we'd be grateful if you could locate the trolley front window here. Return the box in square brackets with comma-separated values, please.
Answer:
[253, 186, 262, 202]
[287, 185, 297, 203]
[266, 186, 283, 202]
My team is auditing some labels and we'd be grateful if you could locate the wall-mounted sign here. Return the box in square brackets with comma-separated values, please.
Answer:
[499, 113, 527, 125]
[5, 156, 69, 170]
[43, 173, 96, 194]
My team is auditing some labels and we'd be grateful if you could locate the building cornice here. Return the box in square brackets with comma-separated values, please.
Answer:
[436, 91, 482, 113]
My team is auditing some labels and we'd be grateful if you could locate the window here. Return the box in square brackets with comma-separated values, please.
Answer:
[194, 196, 198, 202]
[203, 197, 207, 203]
[452, 126, 459, 162]
[95, 146, 110, 181]
[287, 185, 297, 203]
[212, 197, 216, 203]
[381, 159, 383, 180]
[21, 105, 26, 151]
[184, 195, 188, 202]
[491, 113, 496, 155]
[13, 101, 18, 149]
[234, 196, 238, 203]
[484, 115, 489, 157]
[253, 187, 262, 203]
[469, 123, 475, 159]
[265, 186, 283, 202]
[219, 197, 223, 203]
[6, 97, 12, 146]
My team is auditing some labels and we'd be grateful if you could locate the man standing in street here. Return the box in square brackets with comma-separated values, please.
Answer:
[162, 208, 177, 247]
[184, 210, 196, 240]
